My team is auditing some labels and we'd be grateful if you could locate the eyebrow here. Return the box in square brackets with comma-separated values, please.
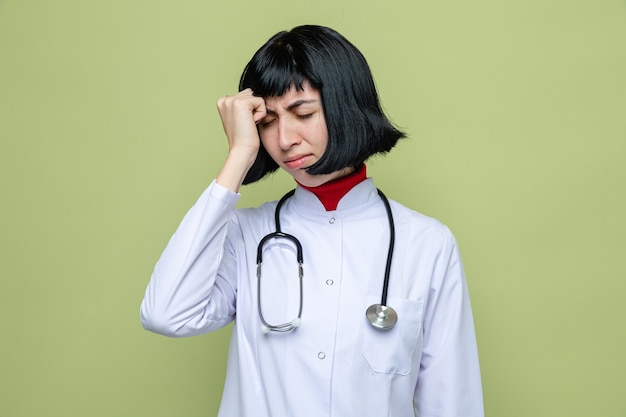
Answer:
[266, 99, 319, 115]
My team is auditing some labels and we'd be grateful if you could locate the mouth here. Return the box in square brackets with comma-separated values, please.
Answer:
[284, 154, 312, 170]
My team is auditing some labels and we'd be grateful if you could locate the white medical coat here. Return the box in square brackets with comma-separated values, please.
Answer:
[141, 178, 484, 417]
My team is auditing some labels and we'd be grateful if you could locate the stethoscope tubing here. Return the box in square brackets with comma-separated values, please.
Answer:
[257, 187, 398, 333]
[377, 189, 395, 307]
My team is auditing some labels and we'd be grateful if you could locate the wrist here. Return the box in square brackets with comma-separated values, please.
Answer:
[216, 148, 258, 192]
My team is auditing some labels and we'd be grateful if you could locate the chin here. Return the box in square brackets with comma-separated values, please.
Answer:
[294, 175, 321, 187]
[294, 173, 334, 188]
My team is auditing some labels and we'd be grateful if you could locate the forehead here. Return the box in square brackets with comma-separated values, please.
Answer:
[263, 82, 322, 110]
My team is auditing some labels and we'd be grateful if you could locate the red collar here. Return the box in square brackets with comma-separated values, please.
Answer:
[297, 165, 367, 211]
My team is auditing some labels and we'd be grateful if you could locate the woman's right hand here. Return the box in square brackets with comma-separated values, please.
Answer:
[215, 89, 267, 192]
[217, 89, 266, 157]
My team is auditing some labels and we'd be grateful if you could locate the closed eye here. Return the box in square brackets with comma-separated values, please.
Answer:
[259, 119, 276, 128]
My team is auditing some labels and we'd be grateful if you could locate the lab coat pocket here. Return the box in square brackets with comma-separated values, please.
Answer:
[362, 298, 423, 375]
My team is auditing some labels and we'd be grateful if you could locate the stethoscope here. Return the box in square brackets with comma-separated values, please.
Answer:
[256, 188, 398, 333]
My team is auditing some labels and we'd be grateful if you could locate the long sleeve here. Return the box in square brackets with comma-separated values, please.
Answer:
[413, 226, 484, 417]
[140, 180, 241, 337]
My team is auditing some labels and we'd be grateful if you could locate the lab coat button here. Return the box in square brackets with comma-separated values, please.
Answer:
[328, 217, 336, 224]
[318, 352, 326, 360]
[326, 279, 334, 286]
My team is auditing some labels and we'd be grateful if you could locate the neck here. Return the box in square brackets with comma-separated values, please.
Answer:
[297, 164, 367, 211]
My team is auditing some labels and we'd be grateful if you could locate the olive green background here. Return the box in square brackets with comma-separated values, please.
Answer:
[1, 0, 624, 416]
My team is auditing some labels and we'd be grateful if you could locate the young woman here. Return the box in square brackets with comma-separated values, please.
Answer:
[141, 25, 483, 417]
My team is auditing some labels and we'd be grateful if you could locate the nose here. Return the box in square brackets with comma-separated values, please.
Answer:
[277, 119, 301, 150]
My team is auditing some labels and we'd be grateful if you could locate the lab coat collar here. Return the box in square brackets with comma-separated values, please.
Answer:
[292, 178, 379, 213]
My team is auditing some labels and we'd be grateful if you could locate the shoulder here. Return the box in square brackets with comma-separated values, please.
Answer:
[235, 200, 276, 220]
[389, 199, 458, 250]
[231, 198, 281, 233]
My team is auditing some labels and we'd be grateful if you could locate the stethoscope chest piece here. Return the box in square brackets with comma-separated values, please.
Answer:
[366, 304, 398, 330]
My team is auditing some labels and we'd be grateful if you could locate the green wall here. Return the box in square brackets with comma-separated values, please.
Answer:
[1, 1, 625, 416]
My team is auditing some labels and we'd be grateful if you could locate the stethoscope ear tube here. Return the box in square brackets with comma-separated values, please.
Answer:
[256, 194, 304, 333]
[257, 241, 304, 333]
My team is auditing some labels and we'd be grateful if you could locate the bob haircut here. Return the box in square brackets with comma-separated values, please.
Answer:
[239, 25, 405, 184]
